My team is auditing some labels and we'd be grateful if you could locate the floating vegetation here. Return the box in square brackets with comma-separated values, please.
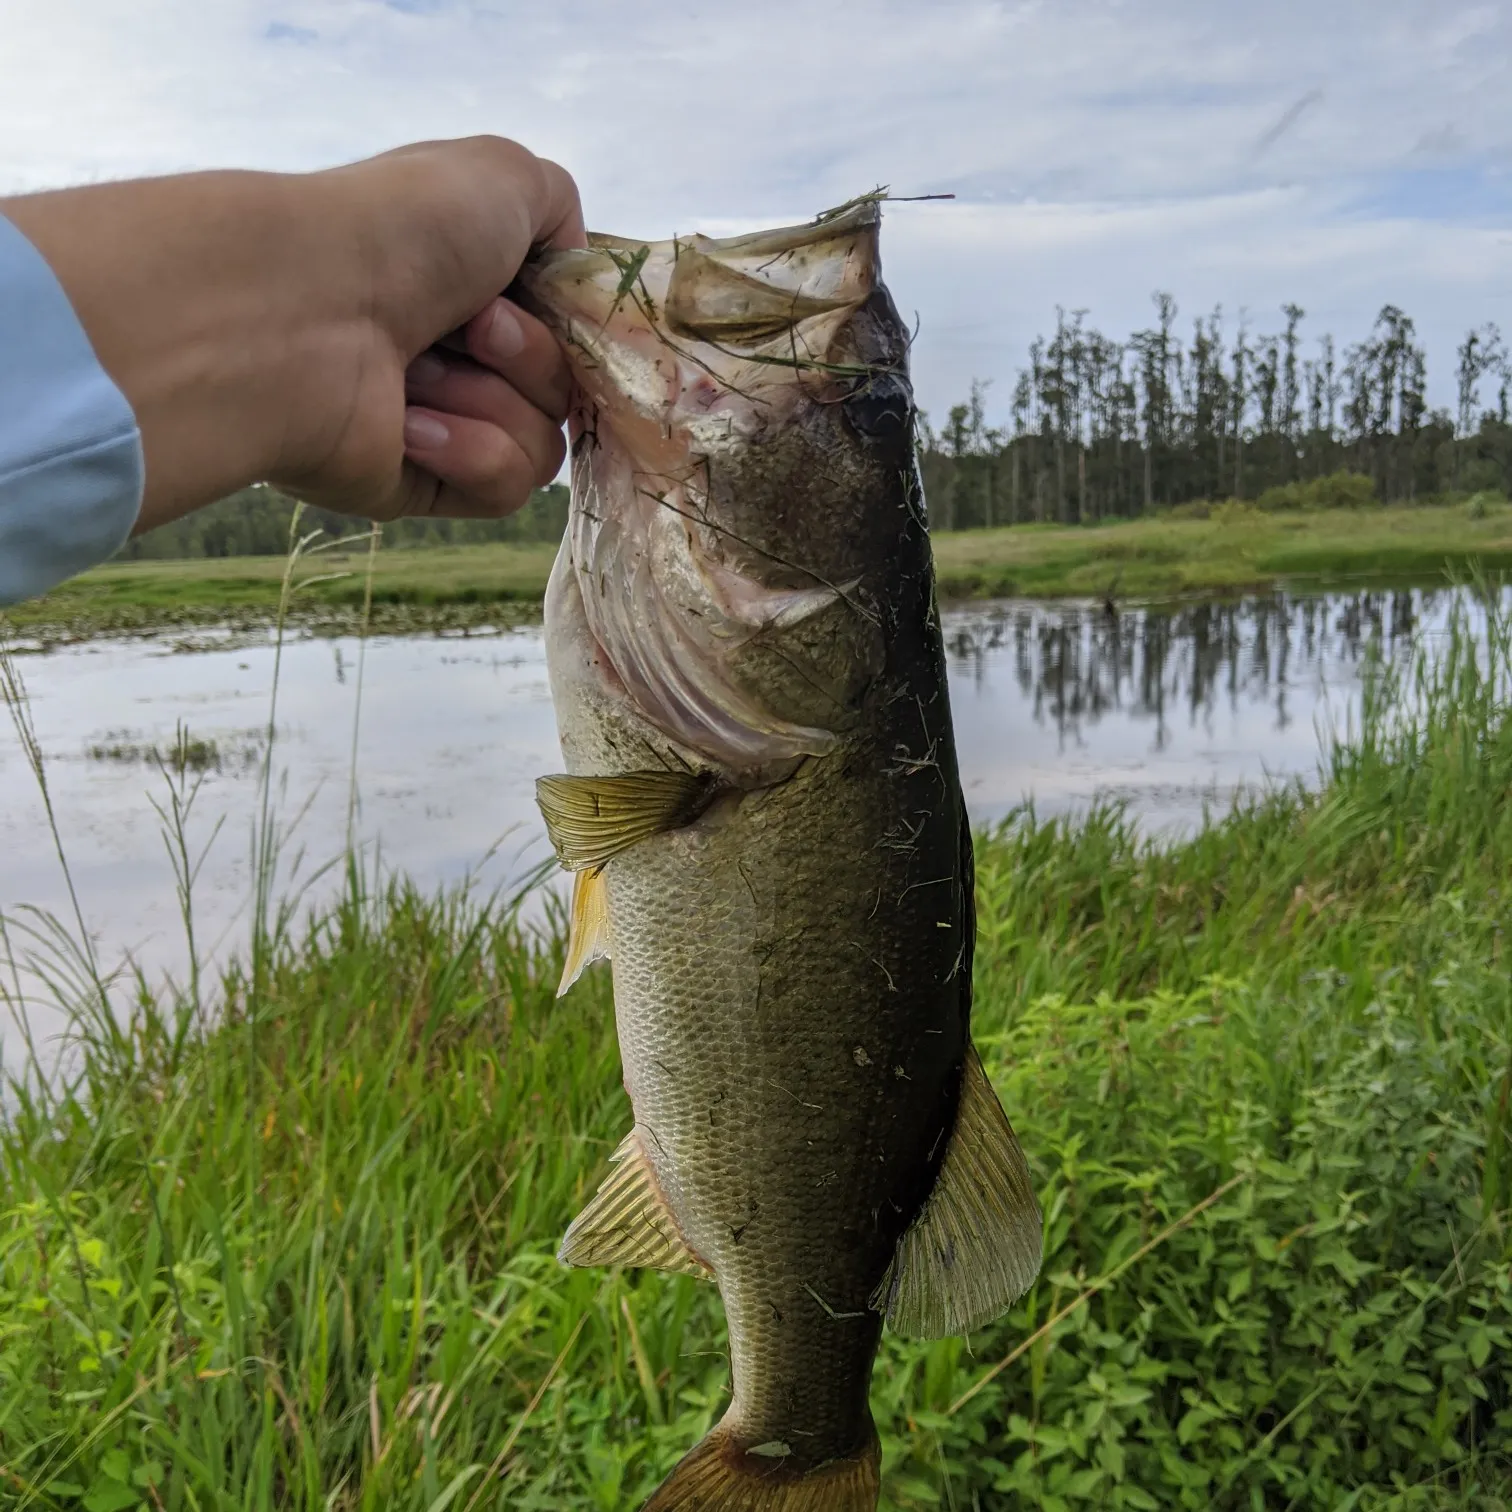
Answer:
[84, 728, 267, 773]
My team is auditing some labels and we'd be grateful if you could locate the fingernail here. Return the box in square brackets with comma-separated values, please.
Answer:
[484, 300, 527, 361]
[403, 410, 449, 450]
[407, 352, 447, 387]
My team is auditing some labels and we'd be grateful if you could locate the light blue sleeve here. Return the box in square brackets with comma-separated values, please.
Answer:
[0, 212, 144, 607]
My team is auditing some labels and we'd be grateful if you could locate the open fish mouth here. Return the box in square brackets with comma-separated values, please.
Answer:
[517, 199, 904, 778]
[520, 197, 885, 425]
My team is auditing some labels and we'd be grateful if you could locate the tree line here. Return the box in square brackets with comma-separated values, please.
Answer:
[118, 483, 571, 560]
[918, 299, 1512, 529]
[119, 296, 1512, 562]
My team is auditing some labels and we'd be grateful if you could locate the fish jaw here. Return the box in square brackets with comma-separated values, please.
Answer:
[520, 202, 899, 783]
[518, 199, 883, 441]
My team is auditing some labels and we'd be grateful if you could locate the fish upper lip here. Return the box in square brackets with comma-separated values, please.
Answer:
[517, 197, 883, 368]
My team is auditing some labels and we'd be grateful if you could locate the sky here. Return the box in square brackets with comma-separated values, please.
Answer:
[4, 0, 1512, 426]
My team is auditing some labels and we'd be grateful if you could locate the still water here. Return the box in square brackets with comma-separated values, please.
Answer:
[0, 587, 1478, 1063]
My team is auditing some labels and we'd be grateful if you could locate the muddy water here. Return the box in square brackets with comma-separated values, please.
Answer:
[0, 587, 1485, 1067]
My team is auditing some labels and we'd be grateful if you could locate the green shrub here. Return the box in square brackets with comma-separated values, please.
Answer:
[1255, 471, 1378, 512]
[1160, 499, 1213, 521]
[1, 604, 1509, 1507]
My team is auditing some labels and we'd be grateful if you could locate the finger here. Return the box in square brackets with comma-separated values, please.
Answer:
[434, 137, 585, 257]
[399, 406, 562, 518]
[533, 156, 588, 251]
[404, 352, 567, 482]
[460, 297, 572, 420]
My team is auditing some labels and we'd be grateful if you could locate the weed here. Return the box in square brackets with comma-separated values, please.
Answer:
[0, 594, 1508, 1507]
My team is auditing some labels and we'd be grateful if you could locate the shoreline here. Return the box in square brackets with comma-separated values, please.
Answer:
[5, 501, 1511, 649]
[5, 601, 1507, 1505]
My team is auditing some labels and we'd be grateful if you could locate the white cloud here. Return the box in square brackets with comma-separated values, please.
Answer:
[4, 0, 1511, 418]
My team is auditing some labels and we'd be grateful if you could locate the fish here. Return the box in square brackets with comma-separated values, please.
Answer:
[517, 198, 1041, 1512]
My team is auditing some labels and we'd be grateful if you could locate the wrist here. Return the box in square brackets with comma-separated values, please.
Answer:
[4, 170, 388, 529]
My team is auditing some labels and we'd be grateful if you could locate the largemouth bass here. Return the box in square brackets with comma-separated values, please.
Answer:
[519, 200, 1041, 1512]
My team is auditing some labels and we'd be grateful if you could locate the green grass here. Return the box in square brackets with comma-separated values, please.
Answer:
[8, 500, 1512, 645]
[930, 496, 1512, 601]
[1, 541, 558, 647]
[2, 601, 1511, 1508]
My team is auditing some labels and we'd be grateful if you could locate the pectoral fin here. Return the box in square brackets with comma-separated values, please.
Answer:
[872, 1043, 1042, 1337]
[559, 1130, 713, 1280]
[557, 867, 611, 997]
[536, 770, 717, 872]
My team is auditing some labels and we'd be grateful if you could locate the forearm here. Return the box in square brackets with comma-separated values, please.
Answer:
[1, 139, 581, 577]
[1, 170, 374, 533]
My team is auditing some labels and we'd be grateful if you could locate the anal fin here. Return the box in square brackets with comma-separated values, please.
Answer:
[872, 1042, 1041, 1338]
[560, 1130, 712, 1280]
[558, 867, 611, 996]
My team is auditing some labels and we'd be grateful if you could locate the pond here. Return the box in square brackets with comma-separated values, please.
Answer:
[0, 585, 1490, 1067]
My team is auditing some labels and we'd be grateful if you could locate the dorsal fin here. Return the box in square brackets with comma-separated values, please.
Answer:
[871, 1043, 1041, 1337]
[557, 866, 611, 996]
[536, 770, 717, 872]
[559, 1130, 713, 1280]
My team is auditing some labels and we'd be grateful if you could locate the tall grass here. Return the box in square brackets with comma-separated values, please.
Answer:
[1, 601, 1509, 1508]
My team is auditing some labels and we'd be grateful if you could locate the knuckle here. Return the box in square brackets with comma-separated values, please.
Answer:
[471, 135, 545, 191]
[537, 155, 581, 203]
[466, 425, 534, 496]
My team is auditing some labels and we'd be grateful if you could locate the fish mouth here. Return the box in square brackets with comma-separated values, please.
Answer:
[522, 199, 899, 779]
[516, 197, 886, 435]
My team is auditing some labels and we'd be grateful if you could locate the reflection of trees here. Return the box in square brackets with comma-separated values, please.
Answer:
[943, 589, 1453, 744]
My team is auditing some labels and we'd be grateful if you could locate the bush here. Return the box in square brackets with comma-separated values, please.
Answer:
[2, 605, 1510, 1507]
[1255, 471, 1378, 512]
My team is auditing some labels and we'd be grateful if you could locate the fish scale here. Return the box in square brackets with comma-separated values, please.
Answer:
[521, 198, 1042, 1512]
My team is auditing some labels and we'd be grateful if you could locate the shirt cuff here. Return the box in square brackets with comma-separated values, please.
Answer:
[0, 212, 145, 607]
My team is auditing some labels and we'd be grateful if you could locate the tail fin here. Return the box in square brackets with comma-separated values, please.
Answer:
[641, 1424, 880, 1512]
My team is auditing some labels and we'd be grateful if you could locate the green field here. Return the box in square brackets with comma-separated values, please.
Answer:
[1, 598, 1509, 1507]
[7, 500, 1512, 645]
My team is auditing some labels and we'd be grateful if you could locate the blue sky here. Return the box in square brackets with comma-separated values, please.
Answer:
[4, 0, 1511, 423]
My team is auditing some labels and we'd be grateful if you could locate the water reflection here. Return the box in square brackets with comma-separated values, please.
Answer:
[1, 585, 1501, 1068]
[938, 585, 1509, 840]
[946, 589, 1433, 748]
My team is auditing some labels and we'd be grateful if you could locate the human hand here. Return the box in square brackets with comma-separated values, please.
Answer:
[2, 136, 585, 530]
[285, 137, 586, 523]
